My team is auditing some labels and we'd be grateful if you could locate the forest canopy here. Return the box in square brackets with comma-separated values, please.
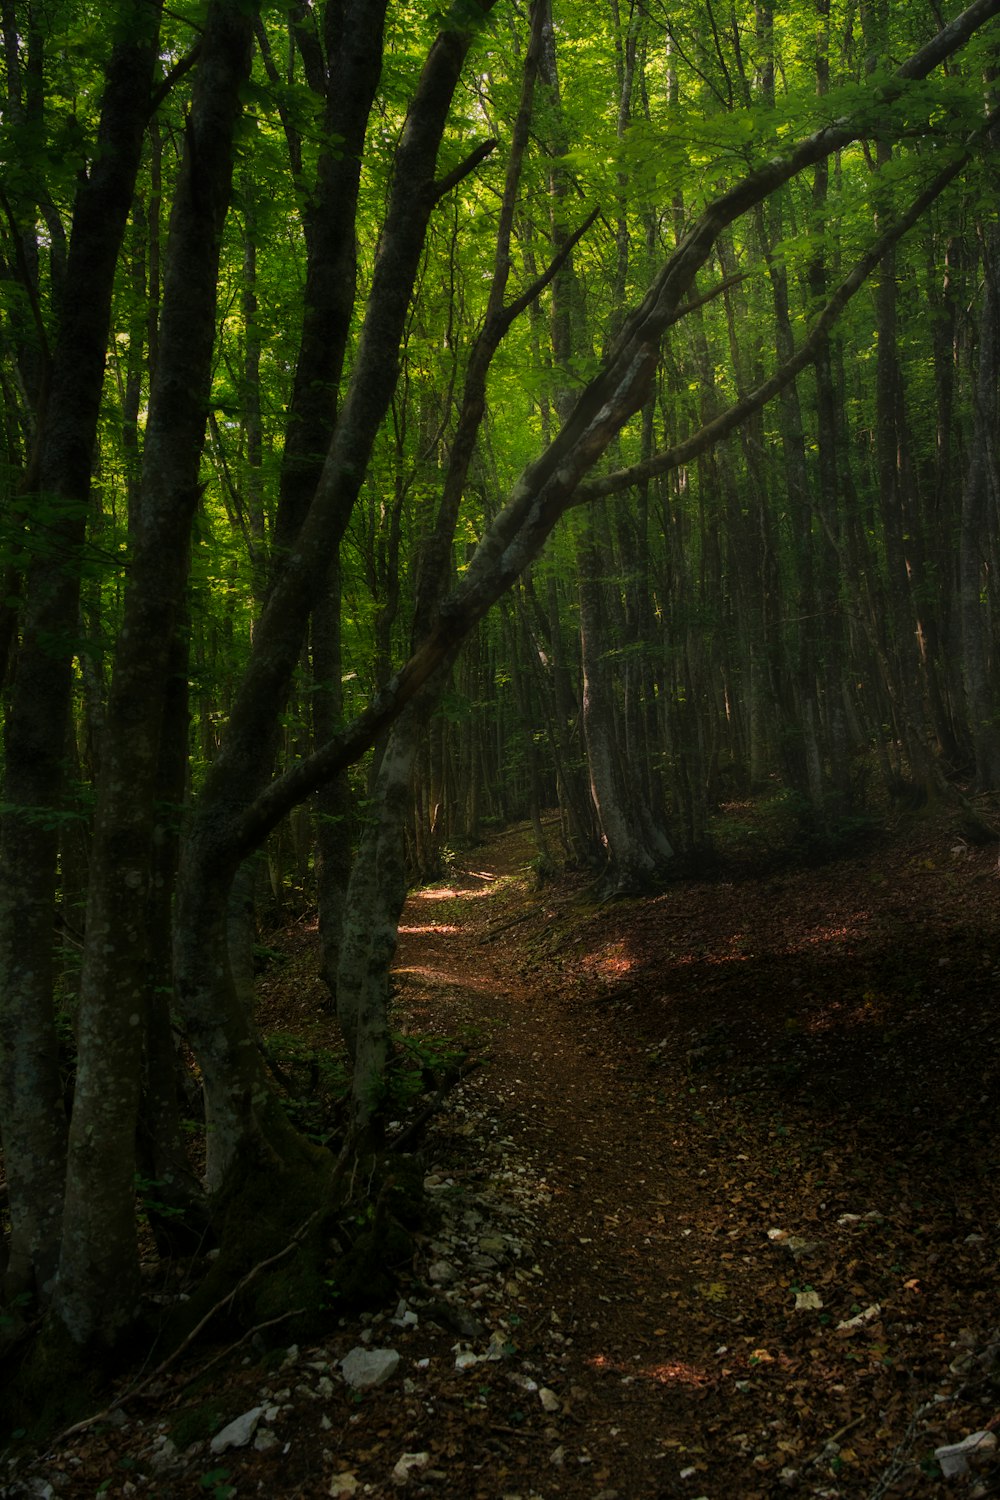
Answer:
[0, 0, 999, 1362]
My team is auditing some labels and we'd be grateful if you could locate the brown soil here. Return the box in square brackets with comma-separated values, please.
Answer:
[11, 809, 1000, 1499]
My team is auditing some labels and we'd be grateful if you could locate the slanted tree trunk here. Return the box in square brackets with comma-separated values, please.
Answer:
[335, 0, 547, 1126]
[173, 0, 501, 1181]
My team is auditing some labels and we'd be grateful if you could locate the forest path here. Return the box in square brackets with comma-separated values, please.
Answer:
[21, 814, 1000, 1500]
[393, 823, 708, 1497]
[385, 815, 1000, 1499]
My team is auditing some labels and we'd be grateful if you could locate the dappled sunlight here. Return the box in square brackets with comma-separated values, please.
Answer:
[394, 962, 505, 996]
[588, 1352, 712, 1388]
[394, 964, 460, 986]
[398, 923, 460, 936]
[792, 916, 871, 950]
[579, 905, 876, 990]
[414, 882, 499, 901]
[593, 945, 635, 978]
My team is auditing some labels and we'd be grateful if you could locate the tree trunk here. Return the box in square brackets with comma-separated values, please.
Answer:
[52, 0, 255, 1348]
[959, 222, 1000, 789]
[0, 0, 162, 1305]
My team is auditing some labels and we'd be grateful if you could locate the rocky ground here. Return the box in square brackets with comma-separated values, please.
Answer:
[5, 806, 1000, 1498]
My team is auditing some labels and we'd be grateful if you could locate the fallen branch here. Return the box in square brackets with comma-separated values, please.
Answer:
[49, 1210, 321, 1446]
[166, 1307, 307, 1396]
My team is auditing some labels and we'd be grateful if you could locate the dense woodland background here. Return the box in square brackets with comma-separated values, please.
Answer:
[0, 0, 999, 1371]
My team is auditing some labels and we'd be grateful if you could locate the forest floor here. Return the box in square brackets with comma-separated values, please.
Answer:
[8, 803, 1000, 1499]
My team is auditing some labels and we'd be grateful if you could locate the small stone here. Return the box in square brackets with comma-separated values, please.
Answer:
[428, 1260, 456, 1285]
[794, 1289, 823, 1310]
[478, 1235, 508, 1257]
[392, 1451, 430, 1484]
[340, 1347, 400, 1388]
[149, 1438, 179, 1472]
[935, 1431, 997, 1478]
[539, 1387, 560, 1413]
[210, 1405, 265, 1454]
[329, 1473, 359, 1497]
[253, 1428, 280, 1454]
[836, 1304, 881, 1331]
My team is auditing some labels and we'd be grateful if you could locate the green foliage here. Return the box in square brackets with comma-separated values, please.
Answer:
[263, 1032, 350, 1141]
[387, 1030, 467, 1107]
[198, 1471, 236, 1500]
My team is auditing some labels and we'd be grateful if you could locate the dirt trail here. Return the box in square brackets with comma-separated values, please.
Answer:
[14, 815, 1000, 1499]
[396, 835, 704, 1496]
[390, 818, 1000, 1499]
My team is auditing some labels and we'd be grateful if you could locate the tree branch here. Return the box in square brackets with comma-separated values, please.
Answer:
[578, 136, 986, 503]
[149, 43, 203, 115]
[224, 0, 1000, 859]
[432, 137, 499, 201]
[501, 205, 602, 327]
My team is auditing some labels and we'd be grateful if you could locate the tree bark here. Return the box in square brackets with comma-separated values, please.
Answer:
[174, 0, 500, 1183]
[52, 0, 255, 1348]
[0, 0, 162, 1305]
[959, 221, 1000, 789]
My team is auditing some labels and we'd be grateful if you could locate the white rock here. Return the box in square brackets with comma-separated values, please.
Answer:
[340, 1347, 400, 1388]
[794, 1289, 823, 1310]
[210, 1405, 265, 1454]
[935, 1430, 997, 1478]
[149, 1438, 179, 1472]
[539, 1387, 560, 1412]
[428, 1260, 456, 1285]
[392, 1451, 430, 1483]
[454, 1350, 480, 1371]
[253, 1428, 280, 1454]
[836, 1304, 881, 1331]
[329, 1473, 359, 1497]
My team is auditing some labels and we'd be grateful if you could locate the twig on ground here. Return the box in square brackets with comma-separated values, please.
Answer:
[166, 1307, 307, 1395]
[802, 1412, 865, 1471]
[49, 1210, 321, 1447]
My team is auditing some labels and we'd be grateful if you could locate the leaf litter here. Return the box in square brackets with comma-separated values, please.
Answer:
[6, 808, 1000, 1498]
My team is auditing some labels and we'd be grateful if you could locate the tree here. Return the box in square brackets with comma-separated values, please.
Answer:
[0, 0, 998, 1368]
